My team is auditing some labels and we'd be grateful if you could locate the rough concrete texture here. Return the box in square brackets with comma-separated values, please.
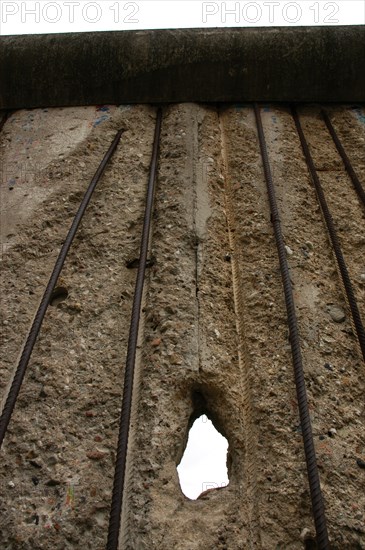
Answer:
[0, 104, 365, 549]
[1, 26, 365, 109]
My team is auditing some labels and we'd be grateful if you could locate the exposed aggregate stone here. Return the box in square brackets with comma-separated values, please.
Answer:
[0, 104, 364, 549]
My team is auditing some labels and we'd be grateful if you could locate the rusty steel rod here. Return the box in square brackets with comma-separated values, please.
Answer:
[321, 109, 365, 208]
[254, 104, 330, 550]
[0, 128, 124, 448]
[106, 108, 162, 550]
[293, 107, 365, 363]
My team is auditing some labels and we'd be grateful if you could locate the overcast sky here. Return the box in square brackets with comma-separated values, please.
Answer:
[177, 415, 229, 500]
[0, 1, 364, 35]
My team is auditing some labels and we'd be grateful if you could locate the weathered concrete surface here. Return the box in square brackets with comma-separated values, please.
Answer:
[1, 104, 365, 549]
[1, 26, 365, 109]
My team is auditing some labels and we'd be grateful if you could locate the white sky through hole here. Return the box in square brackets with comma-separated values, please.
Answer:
[0, 1, 364, 35]
[177, 415, 229, 500]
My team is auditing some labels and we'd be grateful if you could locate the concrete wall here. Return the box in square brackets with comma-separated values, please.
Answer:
[1, 26, 365, 109]
[1, 103, 365, 549]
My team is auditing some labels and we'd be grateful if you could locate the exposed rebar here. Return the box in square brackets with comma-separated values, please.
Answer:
[322, 109, 365, 208]
[293, 106, 365, 363]
[0, 128, 124, 447]
[106, 108, 162, 550]
[254, 104, 330, 550]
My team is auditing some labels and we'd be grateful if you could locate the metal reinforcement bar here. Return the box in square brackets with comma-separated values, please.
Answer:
[292, 107, 365, 363]
[106, 108, 162, 550]
[321, 109, 365, 208]
[0, 128, 124, 448]
[254, 104, 329, 549]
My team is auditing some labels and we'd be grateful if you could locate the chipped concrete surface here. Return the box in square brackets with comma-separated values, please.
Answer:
[0, 104, 364, 549]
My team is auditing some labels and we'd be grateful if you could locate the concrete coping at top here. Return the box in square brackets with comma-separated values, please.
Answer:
[1, 26, 365, 109]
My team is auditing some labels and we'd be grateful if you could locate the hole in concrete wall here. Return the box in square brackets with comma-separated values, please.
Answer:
[50, 286, 68, 306]
[177, 414, 229, 500]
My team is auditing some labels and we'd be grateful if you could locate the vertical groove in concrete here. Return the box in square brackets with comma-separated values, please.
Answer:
[219, 110, 262, 548]
[125, 104, 201, 548]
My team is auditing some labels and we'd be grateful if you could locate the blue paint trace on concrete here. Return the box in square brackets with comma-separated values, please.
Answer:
[353, 108, 365, 125]
[234, 103, 250, 111]
[93, 105, 111, 127]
